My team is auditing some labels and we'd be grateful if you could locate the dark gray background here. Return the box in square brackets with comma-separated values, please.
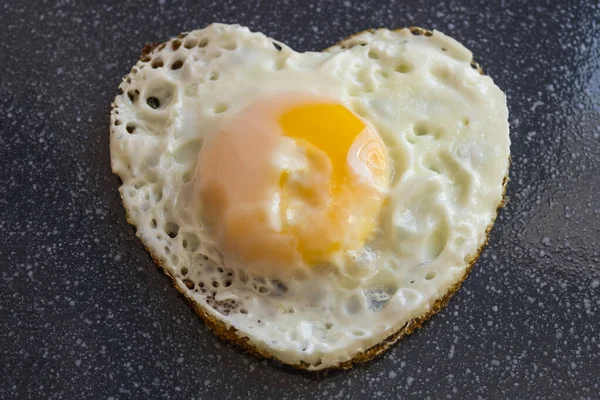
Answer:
[1, 0, 599, 399]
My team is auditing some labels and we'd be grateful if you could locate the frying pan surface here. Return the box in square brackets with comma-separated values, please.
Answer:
[0, 0, 598, 398]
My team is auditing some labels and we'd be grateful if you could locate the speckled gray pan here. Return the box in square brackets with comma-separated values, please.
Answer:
[0, 0, 598, 399]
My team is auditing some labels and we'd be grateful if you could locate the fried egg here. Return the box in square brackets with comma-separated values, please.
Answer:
[110, 24, 510, 370]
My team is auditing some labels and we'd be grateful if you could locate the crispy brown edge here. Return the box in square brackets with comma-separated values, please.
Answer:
[110, 26, 509, 371]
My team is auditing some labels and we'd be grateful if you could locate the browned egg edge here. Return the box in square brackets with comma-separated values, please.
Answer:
[109, 26, 508, 372]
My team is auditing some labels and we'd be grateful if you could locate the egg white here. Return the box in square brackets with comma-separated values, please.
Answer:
[110, 23, 510, 370]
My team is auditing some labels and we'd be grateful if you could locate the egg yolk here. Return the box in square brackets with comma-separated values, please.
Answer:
[195, 93, 389, 274]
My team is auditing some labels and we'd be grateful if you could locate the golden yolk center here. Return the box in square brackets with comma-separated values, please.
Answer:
[195, 95, 389, 273]
[280, 103, 366, 191]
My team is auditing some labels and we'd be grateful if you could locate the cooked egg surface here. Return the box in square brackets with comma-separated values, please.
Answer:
[110, 24, 510, 370]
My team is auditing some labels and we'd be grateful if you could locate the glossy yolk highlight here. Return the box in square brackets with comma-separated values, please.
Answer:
[195, 94, 389, 274]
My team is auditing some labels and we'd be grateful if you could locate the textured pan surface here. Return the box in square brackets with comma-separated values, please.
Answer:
[0, 0, 598, 398]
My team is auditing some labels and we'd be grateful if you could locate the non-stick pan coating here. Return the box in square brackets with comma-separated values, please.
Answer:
[0, 0, 598, 398]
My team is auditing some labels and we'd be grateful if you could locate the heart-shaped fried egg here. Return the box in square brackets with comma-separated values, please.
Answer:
[110, 23, 510, 370]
